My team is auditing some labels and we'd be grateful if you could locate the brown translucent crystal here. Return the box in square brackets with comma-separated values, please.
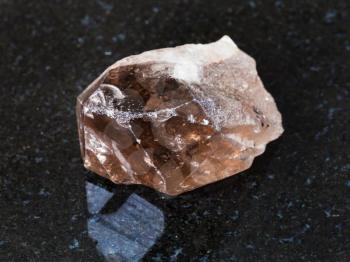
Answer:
[76, 36, 283, 195]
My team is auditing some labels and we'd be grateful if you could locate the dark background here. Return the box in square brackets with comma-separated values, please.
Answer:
[1, 0, 350, 261]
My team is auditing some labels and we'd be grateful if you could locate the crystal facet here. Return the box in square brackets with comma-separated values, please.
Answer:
[76, 36, 283, 195]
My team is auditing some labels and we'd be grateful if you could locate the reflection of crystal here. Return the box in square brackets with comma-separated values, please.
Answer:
[85, 182, 164, 261]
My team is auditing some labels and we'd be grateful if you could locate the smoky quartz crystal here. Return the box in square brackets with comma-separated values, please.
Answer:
[76, 36, 283, 195]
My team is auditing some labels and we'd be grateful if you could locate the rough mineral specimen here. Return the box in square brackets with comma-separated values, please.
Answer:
[76, 36, 283, 195]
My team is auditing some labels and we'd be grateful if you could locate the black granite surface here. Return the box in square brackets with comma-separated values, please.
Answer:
[1, 0, 350, 261]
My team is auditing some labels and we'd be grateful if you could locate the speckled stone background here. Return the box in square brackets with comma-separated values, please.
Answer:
[1, 0, 350, 261]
